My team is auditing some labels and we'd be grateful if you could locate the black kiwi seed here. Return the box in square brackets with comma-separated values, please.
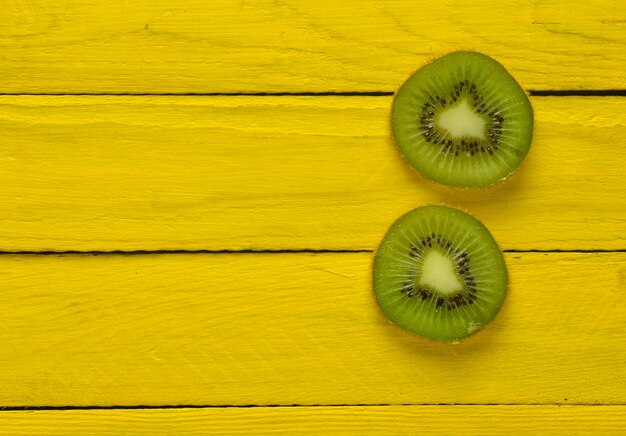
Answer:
[391, 51, 533, 187]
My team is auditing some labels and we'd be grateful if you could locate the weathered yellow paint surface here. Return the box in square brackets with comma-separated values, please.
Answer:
[2, 0, 625, 432]
[1, 252, 624, 406]
[1, 0, 624, 93]
[2, 406, 626, 435]
[0, 96, 624, 251]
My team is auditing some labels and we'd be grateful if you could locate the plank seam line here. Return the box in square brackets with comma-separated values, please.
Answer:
[0, 90, 625, 97]
[0, 249, 622, 256]
[0, 249, 372, 256]
[0, 92, 394, 97]
[1, 403, 622, 411]
[504, 249, 626, 253]
[529, 90, 626, 96]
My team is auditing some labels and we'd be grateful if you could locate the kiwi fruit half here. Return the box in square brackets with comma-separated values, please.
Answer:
[392, 51, 533, 187]
[373, 205, 507, 341]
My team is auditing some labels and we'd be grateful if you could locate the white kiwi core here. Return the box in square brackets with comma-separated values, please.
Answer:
[418, 250, 463, 295]
[436, 99, 486, 139]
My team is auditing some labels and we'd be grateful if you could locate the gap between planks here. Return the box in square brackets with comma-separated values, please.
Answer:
[3, 403, 626, 411]
[0, 90, 625, 97]
[0, 249, 623, 256]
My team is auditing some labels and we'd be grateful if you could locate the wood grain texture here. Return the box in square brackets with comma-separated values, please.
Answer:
[0, 96, 624, 251]
[0, 252, 624, 407]
[1, 0, 624, 93]
[2, 406, 626, 435]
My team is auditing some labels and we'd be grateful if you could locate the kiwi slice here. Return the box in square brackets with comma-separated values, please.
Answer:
[392, 51, 533, 187]
[373, 205, 507, 341]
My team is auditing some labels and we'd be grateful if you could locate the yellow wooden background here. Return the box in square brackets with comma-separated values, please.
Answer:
[1, 1, 625, 434]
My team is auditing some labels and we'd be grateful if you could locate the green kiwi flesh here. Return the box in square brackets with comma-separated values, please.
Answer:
[392, 51, 533, 187]
[373, 205, 507, 341]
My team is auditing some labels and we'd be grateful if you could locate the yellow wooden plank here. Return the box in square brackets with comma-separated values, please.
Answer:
[1, 0, 624, 93]
[2, 406, 626, 435]
[0, 96, 623, 251]
[0, 252, 624, 406]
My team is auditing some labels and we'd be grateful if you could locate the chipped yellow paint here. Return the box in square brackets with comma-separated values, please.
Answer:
[0, 96, 624, 251]
[2, 406, 626, 435]
[0, 252, 625, 406]
[1, 0, 624, 93]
